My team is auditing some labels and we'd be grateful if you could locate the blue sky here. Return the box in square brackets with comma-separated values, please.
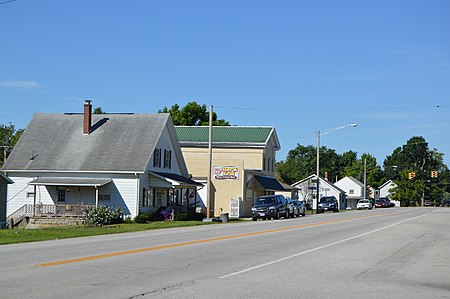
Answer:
[1, 0, 449, 166]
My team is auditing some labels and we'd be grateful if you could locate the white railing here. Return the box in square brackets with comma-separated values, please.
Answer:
[8, 204, 94, 222]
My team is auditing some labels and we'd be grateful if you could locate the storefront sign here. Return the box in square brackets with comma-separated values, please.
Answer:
[214, 166, 239, 180]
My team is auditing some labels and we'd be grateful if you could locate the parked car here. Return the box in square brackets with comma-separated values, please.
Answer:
[356, 199, 372, 210]
[292, 200, 306, 217]
[374, 198, 389, 208]
[424, 200, 433, 207]
[285, 197, 295, 218]
[317, 196, 339, 213]
[440, 198, 450, 207]
[251, 195, 290, 221]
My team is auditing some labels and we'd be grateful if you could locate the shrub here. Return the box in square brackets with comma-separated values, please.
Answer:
[174, 212, 205, 221]
[84, 206, 123, 226]
[134, 212, 152, 223]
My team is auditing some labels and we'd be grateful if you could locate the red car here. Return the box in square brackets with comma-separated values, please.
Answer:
[374, 199, 388, 208]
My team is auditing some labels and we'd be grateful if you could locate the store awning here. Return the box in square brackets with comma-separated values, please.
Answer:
[149, 171, 203, 188]
[254, 175, 286, 191]
[29, 177, 112, 187]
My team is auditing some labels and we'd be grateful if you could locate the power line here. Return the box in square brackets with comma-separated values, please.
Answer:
[215, 104, 444, 111]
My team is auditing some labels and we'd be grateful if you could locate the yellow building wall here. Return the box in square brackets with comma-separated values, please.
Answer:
[181, 147, 270, 215]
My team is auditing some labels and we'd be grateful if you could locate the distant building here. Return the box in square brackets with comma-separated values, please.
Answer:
[175, 126, 285, 217]
[335, 176, 364, 209]
[379, 180, 400, 206]
[292, 174, 346, 210]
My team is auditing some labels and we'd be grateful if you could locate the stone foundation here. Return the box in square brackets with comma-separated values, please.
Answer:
[25, 216, 85, 229]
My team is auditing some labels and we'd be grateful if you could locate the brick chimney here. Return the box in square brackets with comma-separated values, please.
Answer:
[83, 100, 92, 135]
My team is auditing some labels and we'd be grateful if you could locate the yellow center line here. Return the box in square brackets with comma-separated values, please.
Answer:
[35, 212, 391, 267]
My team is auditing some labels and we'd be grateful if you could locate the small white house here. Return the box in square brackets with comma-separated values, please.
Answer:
[292, 174, 346, 210]
[2, 101, 201, 224]
[335, 176, 364, 209]
[379, 180, 399, 207]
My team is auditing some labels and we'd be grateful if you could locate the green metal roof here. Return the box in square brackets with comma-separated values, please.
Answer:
[175, 126, 275, 145]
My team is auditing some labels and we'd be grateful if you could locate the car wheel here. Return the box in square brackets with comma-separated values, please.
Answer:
[252, 217, 257, 221]
[302, 210, 305, 217]
[267, 216, 271, 220]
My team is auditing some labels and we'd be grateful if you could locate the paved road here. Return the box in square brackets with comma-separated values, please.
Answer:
[1, 208, 449, 299]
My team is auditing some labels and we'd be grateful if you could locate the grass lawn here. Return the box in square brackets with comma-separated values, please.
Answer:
[0, 220, 220, 245]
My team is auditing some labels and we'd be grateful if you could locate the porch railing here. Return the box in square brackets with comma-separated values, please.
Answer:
[8, 204, 94, 222]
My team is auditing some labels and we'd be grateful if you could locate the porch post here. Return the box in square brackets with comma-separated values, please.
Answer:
[194, 189, 197, 211]
[33, 185, 37, 217]
[95, 186, 99, 206]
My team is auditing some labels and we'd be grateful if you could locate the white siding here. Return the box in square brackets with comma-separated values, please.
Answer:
[148, 125, 181, 174]
[6, 175, 42, 216]
[5, 173, 140, 218]
[111, 177, 139, 218]
[335, 177, 363, 198]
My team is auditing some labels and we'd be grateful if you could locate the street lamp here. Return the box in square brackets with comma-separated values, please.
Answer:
[316, 123, 357, 213]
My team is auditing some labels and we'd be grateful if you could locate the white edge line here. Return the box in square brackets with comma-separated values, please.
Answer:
[219, 213, 429, 279]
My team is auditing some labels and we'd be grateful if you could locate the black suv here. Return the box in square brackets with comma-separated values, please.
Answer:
[252, 195, 290, 221]
[317, 196, 339, 213]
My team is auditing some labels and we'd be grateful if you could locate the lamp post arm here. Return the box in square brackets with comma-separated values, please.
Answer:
[321, 123, 357, 136]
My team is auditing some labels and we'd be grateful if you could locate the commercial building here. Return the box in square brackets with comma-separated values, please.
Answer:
[175, 126, 285, 217]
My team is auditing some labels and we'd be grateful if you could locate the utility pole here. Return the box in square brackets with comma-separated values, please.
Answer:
[316, 130, 320, 214]
[363, 158, 367, 200]
[206, 105, 213, 219]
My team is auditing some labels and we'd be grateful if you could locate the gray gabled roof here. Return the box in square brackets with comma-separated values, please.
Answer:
[2, 113, 172, 173]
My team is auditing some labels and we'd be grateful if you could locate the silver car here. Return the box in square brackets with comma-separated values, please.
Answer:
[292, 200, 306, 217]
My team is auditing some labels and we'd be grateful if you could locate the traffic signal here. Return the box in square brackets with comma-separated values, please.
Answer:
[431, 170, 438, 178]
[408, 172, 416, 180]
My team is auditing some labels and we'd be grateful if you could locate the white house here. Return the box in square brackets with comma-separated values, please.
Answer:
[0, 173, 13, 227]
[292, 174, 346, 210]
[335, 176, 364, 209]
[379, 180, 399, 207]
[2, 101, 201, 225]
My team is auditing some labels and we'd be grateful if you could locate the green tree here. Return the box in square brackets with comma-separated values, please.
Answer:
[158, 101, 230, 126]
[0, 123, 24, 166]
[277, 144, 341, 185]
[340, 153, 384, 189]
[93, 107, 106, 114]
[385, 136, 449, 206]
[277, 145, 317, 184]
